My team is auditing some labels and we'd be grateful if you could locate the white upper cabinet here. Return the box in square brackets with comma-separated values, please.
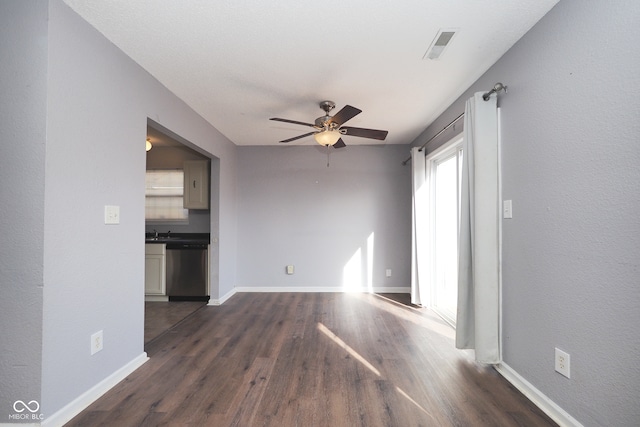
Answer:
[183, 160, 209, 209]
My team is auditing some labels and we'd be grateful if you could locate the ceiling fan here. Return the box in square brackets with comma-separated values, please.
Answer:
[270, 101, 388, 148]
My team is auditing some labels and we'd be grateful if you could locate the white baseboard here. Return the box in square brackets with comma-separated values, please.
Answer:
[234, 286, 410, 293]
[371, 286, 411, 293]
[207, 286, 410, 306]
[40, 352, 149, 427]
[495, 362, 583, 427]
[144, 295, 168, 302]
[208, 287, 410, 305]
[208, 287, 237, 305]
[0, 423, 40, 427]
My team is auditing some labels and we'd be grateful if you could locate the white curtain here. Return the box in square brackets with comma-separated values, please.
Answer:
[456, 92, 500, 364]
[410, 147, 428, 305]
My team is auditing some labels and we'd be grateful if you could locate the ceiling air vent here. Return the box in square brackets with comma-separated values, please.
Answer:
[423, 29, 457, 60]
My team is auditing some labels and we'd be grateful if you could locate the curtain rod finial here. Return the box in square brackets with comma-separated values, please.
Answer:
[483, 82, 507, 101]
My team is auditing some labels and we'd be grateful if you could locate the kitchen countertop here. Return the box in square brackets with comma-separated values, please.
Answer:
[145, 232, 210, 245]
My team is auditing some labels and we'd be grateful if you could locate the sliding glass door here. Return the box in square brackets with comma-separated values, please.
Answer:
[427, 138, 463, 326]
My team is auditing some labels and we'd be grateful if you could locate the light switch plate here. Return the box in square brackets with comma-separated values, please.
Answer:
[503, 200, 513, 219]
[104, 205, 120, 225]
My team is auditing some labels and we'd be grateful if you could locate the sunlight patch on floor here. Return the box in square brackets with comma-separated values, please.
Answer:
[317, 322, 380, 376]
[358, 293, 455, 340]
[318, 321, 436, 422]
[396, 386, 437, 421]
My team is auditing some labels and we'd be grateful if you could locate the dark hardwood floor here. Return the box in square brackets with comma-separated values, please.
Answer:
[68, 293, 556, 426]
[144, 301, 207, 344]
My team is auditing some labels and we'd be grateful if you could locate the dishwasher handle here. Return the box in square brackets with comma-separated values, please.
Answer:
[166, 243, 208, 250]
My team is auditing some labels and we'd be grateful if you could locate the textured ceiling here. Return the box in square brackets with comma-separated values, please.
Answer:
[63, 0, 559, 147]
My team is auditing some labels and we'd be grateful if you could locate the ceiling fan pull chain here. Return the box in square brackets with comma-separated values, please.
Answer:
[327, 145, 330, 167]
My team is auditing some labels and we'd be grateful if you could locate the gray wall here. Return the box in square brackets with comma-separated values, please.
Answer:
[236, 145, 411, 290]
[1, 0, 239, 419]
[43, 0, 146, 414]
[0, 0, 47, 418]
[412, 1, 640, 425]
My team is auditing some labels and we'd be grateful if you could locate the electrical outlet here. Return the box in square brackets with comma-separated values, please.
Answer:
[286, 265, 294, 275]
[91, 330, 103, 355]
[385, 269, 392, 278]
[555, 347, 570, 378]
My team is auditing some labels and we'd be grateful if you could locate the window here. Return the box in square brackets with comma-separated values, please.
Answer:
[145, 170, 188, 222]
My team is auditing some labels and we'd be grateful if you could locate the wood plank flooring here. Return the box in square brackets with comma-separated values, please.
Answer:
[144, 301, 207, 344]
[67, 293, 557, 427]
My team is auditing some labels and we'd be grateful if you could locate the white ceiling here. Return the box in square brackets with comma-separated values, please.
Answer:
[63, 0, 559, 147]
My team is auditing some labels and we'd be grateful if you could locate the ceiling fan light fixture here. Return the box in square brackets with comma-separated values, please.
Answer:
[314, 129, 342, 146]
[146, 138, 152, 151]
[270, 101, 387, 148]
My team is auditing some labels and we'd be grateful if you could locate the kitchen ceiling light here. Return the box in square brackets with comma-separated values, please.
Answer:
[146, 138, 152, 151]
[314, 129, 342, 146]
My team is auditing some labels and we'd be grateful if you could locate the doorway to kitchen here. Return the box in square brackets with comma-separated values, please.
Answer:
[144, 119, 219, 347]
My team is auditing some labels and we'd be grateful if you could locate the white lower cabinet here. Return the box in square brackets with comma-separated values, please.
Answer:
[145, 244, 166, 295]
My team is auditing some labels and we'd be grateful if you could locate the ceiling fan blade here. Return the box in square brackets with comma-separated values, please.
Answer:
[340, 126, 388, 140]
[333, 139, 346, 149]
[328, 105, 362, 126]
[279, 131, 316, 143]
[270, 118, 317, 128]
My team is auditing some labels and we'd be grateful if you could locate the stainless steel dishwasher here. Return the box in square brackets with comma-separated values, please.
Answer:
[165, 242, 208, 301]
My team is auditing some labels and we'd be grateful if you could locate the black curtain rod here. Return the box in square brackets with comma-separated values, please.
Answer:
[402, 82, 507, 165]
